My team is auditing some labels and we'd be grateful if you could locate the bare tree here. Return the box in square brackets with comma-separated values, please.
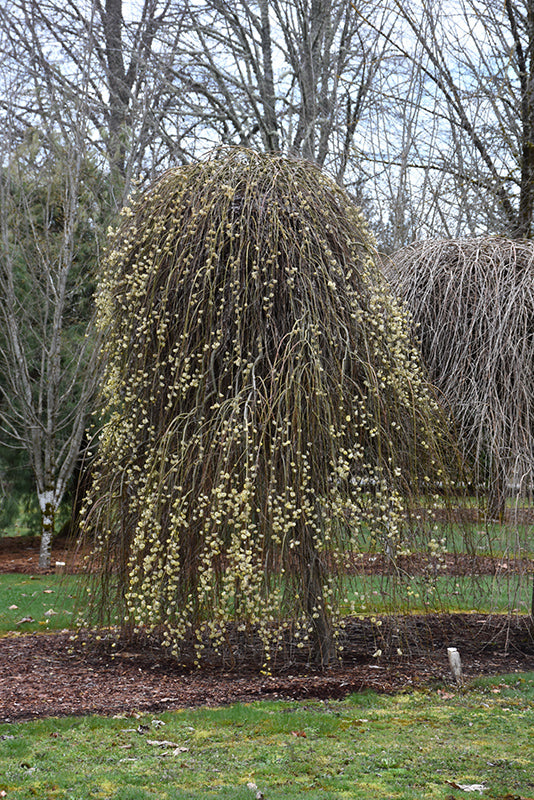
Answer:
[175, 0, 391, 187]
[363, 0, 534, 241]
[390, 236, 534, 523]
[0, 116, 104, 567]
[0, 0, 193, 563]
[0, 0, 188, 203]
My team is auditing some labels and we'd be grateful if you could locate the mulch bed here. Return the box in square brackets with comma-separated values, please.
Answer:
[0, 534, 84, 575]
[1, 536, 534, 723]
[1, 615, 533, 724]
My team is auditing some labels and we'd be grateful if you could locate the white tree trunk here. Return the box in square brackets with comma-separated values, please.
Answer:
[0, 75, 103, 576]
[38, 490, 60, 570]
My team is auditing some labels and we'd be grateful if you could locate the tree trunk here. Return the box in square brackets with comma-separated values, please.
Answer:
[103, 0, 134, 177]
[303, 550, 336, 668]
[258, 0, 280, 152]
[487, 467, 507, 522]
[505, 0, 534, 238]
[38, 490, 58, 569]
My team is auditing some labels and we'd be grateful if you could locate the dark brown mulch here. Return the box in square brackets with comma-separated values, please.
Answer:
[1, 614, 533, 724]
[0, 534, 84, 574]
[1, 535, 534, 723]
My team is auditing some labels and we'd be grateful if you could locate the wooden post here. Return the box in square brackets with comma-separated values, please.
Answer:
[447, 646, 463, 685]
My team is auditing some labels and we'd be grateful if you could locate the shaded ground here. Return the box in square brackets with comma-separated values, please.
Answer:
[0, 534, 83, 574]
[0, 535, 533, 723]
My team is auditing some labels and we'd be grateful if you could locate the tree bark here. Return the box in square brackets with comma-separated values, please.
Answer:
[38, 490, 59, 569]
[258, 0, 280, 152]
[509, 0, 534, 237]
[302, 547, 336, 668]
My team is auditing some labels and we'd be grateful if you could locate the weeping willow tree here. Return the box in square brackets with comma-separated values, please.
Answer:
[389, 236, 534, 522]
[81, 148, 460, 668]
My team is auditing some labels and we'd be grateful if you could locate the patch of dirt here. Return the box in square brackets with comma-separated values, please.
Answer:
[1, 535, 533, 723]
[1, 616, 533, 723]
[0, 534, 84, 574]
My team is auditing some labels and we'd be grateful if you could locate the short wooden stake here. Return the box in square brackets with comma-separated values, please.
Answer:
[447, 646, 463, 684]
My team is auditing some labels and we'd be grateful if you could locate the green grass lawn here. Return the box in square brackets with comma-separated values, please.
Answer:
[0, 575, 81, 634]
[0, 571, 532, 637]
[1, 673, 533, 799]
[340, 572, 534, 615]
[441, 521, 534, 559]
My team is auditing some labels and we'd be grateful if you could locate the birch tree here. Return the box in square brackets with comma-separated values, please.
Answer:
[0, 121, 104, 567]
[0, 0, 191, 563]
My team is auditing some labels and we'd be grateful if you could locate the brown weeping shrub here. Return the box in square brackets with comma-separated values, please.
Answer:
[388, 236, 534, 520]
[80, 148, 460, 668]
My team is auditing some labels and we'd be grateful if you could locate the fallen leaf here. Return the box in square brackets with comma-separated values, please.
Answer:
[8, 604, 18, 610]
[246, 783, 265, 799]
[44, 609, 58, 617]
[172, 746, 189, 755]
[146, 739, 182, 748]
[15, 617, 34, 625]
[446, 781, 487, 793]
[291, 730, 307, 738]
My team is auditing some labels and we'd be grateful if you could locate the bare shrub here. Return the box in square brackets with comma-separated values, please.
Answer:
[388, 236, 534, 520]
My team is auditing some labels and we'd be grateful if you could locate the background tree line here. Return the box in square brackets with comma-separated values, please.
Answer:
[0, 0, 533, 565]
